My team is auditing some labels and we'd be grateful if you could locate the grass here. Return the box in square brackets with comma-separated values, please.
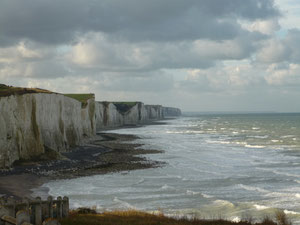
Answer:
[0, 84, 95, 108]
[0, 83, 52, 97]
[64, 94, 95, 107]
[59, 209, 291, 225]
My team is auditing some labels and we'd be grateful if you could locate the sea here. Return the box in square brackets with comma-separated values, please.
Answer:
[34, 113, 300, 223]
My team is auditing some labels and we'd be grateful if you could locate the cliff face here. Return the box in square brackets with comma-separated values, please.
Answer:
[145, 105, 164, 120]
[162, 107, 182, 117]
[0, 93, 96, 167]
[123, 102, 147, 125]
[95, 102, 124, 129]
[0, 86, 181, 168]
[95, 102, 166, 129]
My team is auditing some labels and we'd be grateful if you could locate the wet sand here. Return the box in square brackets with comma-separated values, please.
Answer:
[0, 132, 165, 199]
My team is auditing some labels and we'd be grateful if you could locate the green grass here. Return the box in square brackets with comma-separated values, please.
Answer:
[59, 210, 288, 225]
[64, 94, 95, 107]
[0, 83, 52, 97]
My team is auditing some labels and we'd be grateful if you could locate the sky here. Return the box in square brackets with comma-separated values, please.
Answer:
[0, 0, 300, 112]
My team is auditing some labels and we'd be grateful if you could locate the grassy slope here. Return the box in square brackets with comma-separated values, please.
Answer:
[0, 84, 52, 97]
[0, 84, 95, 108]
[59, 210, 288, 225]
[64, 94, 95, 108]
[64, 94, 95, 103]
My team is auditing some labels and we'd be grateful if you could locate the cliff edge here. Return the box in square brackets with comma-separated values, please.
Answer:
[0, 84, 181, 168]
[0, 86, 95, 167]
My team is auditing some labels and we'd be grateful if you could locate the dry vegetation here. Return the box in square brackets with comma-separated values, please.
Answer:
[0, 84, 95, 108]
[59, 209, 291, 225]
[0, 84, 52, 97]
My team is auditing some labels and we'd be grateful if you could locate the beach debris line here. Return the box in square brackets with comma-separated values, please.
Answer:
[0, 196, 69, 225]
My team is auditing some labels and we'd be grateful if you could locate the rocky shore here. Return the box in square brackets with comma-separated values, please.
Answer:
[0, 132, 165, 199]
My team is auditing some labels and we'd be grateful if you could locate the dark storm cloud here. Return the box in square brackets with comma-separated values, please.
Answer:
[0, 0, 279, 45]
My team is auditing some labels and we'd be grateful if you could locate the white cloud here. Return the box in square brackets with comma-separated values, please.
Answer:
[67, 33, 152, 70]
[256, 39, 290, 63]
[0, 0, 300, 112]
[241, 18, 280, 35]
[17, 42, 43, 59]
[265, 62, 300, 85]
[65, 32, 261, 73]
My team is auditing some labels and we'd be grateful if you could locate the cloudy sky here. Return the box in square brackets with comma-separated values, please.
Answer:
[0, 0, 300, 112]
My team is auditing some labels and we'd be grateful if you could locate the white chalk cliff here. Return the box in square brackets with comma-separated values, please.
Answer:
[0, 89, 181, 168]
[95, 102, 167, 129]
[0, 93, 95, 168]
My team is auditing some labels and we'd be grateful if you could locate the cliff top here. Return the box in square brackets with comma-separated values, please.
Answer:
[0, 84, 95, 107]
[0, 83, 52, 97]
[64, 93, 95, 107]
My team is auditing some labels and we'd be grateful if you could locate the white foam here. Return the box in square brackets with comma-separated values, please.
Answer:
[167, 130, 205, 134]
[252, 127, 260, 130]
[206, 140, 231, 144]
[233, 141, 247, 145]
[113, 197, 137, 210]
[217, 141, 231, 145]
[281, 135, 296, 139]
[273, 171, 300, 178]
[254, 204, 270, 210]
[202, 193, 214, 199]
[166, 131, 184, 134]
[245, 144, 265, 149]
[295, 194, 300, 198]
[231, 217, 241, 223]
[161, 184, 174, 190]
[213, 200, 235, 208]
[187, 130, 203, 134]
[186, 190, 201, 196]
[284, 210, 300, 215]
[248, 135, 269, 139]
[238, 184, 269, 193]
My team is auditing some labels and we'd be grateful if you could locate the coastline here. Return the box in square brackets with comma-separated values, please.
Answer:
[0, 124, 166, 199]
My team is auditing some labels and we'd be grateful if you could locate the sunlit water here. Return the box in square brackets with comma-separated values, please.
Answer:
[35, 113, 300, 223]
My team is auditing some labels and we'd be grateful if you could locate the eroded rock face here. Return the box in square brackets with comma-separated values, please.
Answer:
[95, 102, 124, 129]
[123, 103, 148, 125]
[145, 105, 164, 120]
[162, 107, 182, 117]
[95, 102, 166, 129]
[0, 93, 96, 167]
